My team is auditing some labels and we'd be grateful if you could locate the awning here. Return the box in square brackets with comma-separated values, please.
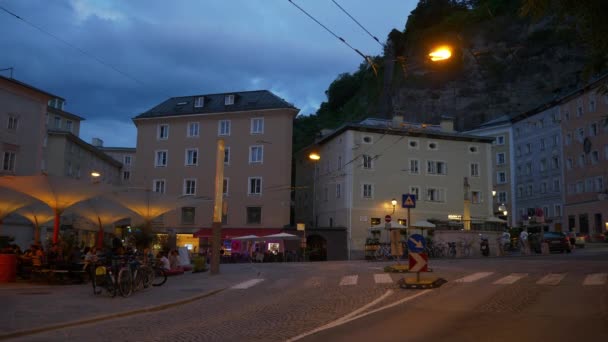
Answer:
[193, 228, 282, 239]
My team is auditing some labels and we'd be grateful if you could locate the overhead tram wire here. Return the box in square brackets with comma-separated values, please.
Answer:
[0, 5, 171, 99]
[287, 0, 378, 76]
[330, 0, 383, 48]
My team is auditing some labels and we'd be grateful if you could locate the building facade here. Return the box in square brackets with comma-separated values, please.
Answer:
[465, 115, 515, 226]
[511, 105, 566, 232]
[132, 90, 298, 247]
[295, 116, 495, 259]
[560, 78, 608, 237]
[98, 144, 136, 185]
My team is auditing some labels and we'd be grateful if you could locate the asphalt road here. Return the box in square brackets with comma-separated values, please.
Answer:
[8, 245, 608, 342]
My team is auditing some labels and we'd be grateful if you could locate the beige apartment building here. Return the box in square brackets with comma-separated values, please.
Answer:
[98, 143, 136, 185]
[0, 75, 123, 246]
[295, 116, 495, 259]
[132, 90, 298, 247]
[561, 76, 608, 237]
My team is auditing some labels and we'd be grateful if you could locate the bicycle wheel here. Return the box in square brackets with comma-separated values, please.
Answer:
[373, 247, 385, 261]
[139, 265, 154, 288]
[117, 268, 133, 297]
[152, 268, 167, 287]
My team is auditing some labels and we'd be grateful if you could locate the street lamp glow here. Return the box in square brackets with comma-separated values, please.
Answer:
[90, 171, 101, 178]
[429, 46, 452, 61]
[309, 152, 320, 161]
[391, 198, 397, 207]
[492, 190, 496, 197]
[503, 210, 508, 216]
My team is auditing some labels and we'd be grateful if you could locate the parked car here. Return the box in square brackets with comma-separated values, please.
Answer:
[575, 233, 587, 248]
[530, 232, 571, 253]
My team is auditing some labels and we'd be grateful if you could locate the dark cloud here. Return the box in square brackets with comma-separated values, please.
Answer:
[1, 0, 415, 146]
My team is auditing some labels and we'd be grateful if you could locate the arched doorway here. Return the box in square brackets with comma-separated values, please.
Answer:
[307, 234, 327, 261]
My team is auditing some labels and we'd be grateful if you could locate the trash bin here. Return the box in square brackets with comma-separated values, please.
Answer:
[192, 255, 207, 273]
[0, 254, 17, 282]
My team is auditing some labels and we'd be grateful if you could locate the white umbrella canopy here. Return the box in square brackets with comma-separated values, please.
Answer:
[109, 187, 210, 228]
[232, 235, 263, 241]
[370, 221, 408, 230]
[486, 216, 507, 223]
[16, 202, 54, 244]
[64, 197, 137, 248]
[0, 187, 38, 221]
[263, 232, 300, 240]
[412, 220, 436, 228]
[0, 174, 115, 243]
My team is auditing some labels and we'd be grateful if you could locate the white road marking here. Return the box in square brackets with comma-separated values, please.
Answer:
[374, 273, 393, 284]
[286, 290, 431, 342]
[230, 278, 264, 289]
[455, 272, 494, 283]
[493, 273, 528, 285]
[339, 275, 358, 286]
[536, 273, 565, 286]
[583, 273, 607, 286]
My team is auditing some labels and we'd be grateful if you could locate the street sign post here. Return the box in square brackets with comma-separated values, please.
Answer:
[385, 215, 391, 223]
[401, 194, 416, 242]
[408, 252, 428, 273]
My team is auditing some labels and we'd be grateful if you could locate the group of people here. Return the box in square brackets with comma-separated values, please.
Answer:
[157, 249, 182, 271]
[497, 229, 530, 256]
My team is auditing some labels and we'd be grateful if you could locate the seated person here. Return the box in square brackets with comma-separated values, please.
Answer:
[169, 249, 180, 270]
[159, 252, 171, 270]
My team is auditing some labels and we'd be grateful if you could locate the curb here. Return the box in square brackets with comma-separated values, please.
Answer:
[0, 287, 226, 340]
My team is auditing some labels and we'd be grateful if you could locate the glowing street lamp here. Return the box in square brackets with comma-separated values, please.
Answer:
[309, 152, 320, 161]
[91, 171, 101, 178]
[429, 46, 452, 62]
[390, 198, 397, 214]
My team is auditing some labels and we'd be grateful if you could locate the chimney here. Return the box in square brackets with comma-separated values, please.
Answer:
[92, 138, 104, 147]
[392, 115, 404, 128]
[440, 115, 454, 132]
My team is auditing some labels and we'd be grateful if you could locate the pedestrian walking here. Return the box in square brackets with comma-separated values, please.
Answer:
[498, 229, 510, 256]
[519, 229, 529, 255]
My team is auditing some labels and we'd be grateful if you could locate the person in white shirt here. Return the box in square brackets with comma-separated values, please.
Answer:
[519, 229, 529, 255]
[159, 252, 170, 270]
[500, 230, 511, 255]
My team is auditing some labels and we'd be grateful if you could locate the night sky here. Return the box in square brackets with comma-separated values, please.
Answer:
[1, 0, 416, 147]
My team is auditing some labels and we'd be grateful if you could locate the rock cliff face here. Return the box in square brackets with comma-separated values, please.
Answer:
[385, 16, 587, 130]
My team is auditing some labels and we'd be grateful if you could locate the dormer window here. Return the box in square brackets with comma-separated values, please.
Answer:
[194, 96, 204, 108]
[225, 94, 235, 105]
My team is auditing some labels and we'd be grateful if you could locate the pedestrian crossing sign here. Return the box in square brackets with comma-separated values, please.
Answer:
[402, 194, 416, 208]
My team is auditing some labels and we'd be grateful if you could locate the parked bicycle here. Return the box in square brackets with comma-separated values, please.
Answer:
[447, 242, 457, 258]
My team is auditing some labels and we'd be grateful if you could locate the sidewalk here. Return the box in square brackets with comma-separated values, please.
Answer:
[1, 263, 263, 339]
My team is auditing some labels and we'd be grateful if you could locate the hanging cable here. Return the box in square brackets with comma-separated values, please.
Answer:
[0, 5, 171, 98]
[287, 0, 378, 75]
[330, 0, 383, 47]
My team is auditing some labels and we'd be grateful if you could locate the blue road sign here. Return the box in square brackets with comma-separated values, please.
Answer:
[402, 194, 416, 208]
[407, 234, 426, 253]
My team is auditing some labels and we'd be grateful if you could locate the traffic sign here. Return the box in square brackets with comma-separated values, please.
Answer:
[408, 252, 428, 272]
[385, 215, 392, 223]
[407, 233, 426, 253]
[402, 194, 416, 208]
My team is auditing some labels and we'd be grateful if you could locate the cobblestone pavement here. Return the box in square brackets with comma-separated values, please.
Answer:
[4, 245, 608, 341]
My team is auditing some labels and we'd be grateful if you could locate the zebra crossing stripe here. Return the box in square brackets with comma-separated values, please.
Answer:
[374, 273, 393, 284]
[536, 273, 565, 286]
[583, 273, 607, 286]
[231, 278, 265, 289]
[493, 273, 528, 285]
[455, 272, 494, 283]
[339, 275, 358, 286]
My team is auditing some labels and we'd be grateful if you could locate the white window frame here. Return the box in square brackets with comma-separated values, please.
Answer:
[187, 122, 200, 137]
[225, 94, 235, 105]
[194, 96, 204, 108]
[223, 178, 229, 196]
[425, 187, 445, 202]
[410, 186, 420, 200]
[471, 190, 482, 204]
[157, 124, 169, 140]
[250, 117, 264, 134]
[427, 160, 447, 175]
[409, 159, 420, 174]
[183, 178, 197, 195]
[249, 145, 264, 163]
[497, 171, 507, 184]
[218, 120, 231, 136]
[496, 135, 505, 145]
[124, 155, 132, 165]
[362, 155, 374, 169]
[470, 163, 480, 177]
[154, 150, 168, 167]
[498, 191, 507, 203]
[248, 177, 262, 196]
[7, 115, 18, 130]
[185, 148, 198, 166]
[496, 152, 506, 165]
[362, 183, 374, 199]
[153, 179, 166, 194]
[224, 147, 231, 165]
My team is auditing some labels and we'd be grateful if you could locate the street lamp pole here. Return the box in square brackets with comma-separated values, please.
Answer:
[308, 152, 320, 262]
